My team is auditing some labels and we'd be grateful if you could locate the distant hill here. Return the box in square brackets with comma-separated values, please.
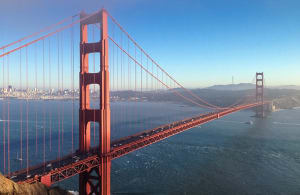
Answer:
[205, 84, 300, 91]
[108, 84, 300, 109]
[268, 85, 300, 90]
[206, 83, 255, 91]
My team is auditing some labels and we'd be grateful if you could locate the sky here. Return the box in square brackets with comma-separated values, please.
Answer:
[0, 0, 300, 88]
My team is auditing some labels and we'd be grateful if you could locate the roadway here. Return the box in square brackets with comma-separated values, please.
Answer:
[6, 102, 265, 185]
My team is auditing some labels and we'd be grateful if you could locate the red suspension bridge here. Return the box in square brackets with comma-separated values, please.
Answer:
[0, 9, 268, 195]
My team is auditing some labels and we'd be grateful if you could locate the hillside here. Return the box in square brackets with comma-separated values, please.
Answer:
[206, 83, 255, 91]
[111, 87, 300, 110]
[0, 173, 70, 195]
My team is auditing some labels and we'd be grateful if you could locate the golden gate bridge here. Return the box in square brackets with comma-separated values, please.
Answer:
[0, 9, 267, 195]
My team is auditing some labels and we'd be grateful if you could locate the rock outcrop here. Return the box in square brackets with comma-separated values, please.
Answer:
[0, 173, 71, 195]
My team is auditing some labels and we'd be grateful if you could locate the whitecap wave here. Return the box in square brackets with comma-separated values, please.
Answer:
[68, 191, 79, 195]
[273, 122, 300, 126]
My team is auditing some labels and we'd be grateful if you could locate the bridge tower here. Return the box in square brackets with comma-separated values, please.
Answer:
[79, 9, 111, 195]
[256, 72, 264, 118]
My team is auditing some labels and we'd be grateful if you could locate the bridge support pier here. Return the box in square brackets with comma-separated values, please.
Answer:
[79, 9, 111, 195]
[256, 72, 264, 118]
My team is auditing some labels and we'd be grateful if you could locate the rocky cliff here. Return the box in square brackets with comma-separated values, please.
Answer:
[0, 173, 71, 195]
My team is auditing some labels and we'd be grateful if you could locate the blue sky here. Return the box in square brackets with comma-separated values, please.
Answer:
[0, 0, 300, 88]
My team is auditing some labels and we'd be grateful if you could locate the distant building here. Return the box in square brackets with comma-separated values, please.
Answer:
[8, 85, 13, 92]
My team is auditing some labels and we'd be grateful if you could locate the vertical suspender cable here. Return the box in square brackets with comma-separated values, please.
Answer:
[19, 48, 23, 167]
[146, 57, 148, 91]
[49, 38, 52, 152]
[7, 53, 10, 175]
[140, 49, 142, 129]
[2, 49, 5, 174]
[120, 33, 123, 127]
[71, 21, 74, 153]
[151, 60, 153, 98]
[43, 39, 46, 168]
[57, 33, 61, 161]
[61, 32, 64, 149]
[26, 46, 29, 176]
[116, 35, 119, 134]
[134, 44, 137, 131]
[127, 36, 130, 131]
[35, 43, 38, 156]
[156, 61, 159, 99]
[72, 20, 75, 153]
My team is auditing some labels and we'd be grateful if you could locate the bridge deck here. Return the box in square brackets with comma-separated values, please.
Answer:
[7, 102, 263, 185]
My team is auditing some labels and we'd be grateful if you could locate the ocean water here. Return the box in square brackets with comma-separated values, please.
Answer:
[109, 108, 300, 195]
[1, 100, 300, 194]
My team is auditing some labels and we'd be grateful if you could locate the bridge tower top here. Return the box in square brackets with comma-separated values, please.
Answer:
[256, 72, 264, 117]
